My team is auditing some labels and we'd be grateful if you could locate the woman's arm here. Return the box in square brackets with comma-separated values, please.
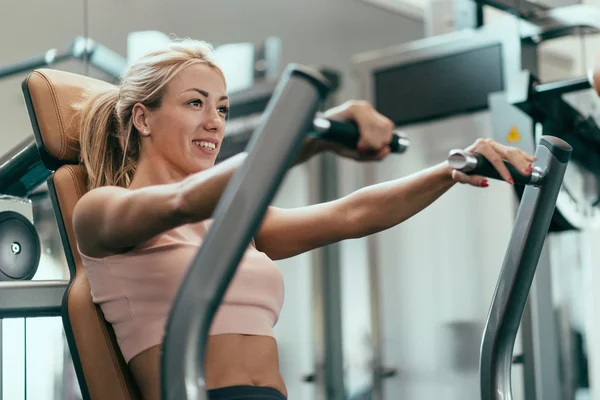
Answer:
[255, 162, 456, 260]
[73, 153, 247, 257]
[256, 138, 536, 261]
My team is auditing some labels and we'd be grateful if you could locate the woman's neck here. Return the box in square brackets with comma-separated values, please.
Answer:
[128, 156, 188, 189]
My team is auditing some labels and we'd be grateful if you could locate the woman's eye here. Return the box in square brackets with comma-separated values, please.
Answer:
[189, 99, 203, 107]
[218, 106, 230, 115]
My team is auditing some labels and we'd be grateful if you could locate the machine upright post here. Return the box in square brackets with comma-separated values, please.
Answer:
[479, 137, 571, 400]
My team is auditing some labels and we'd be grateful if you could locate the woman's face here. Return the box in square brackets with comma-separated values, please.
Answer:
[137, 63, 229, 176]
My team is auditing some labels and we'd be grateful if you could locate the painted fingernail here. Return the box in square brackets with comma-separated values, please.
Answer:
[508, 177, 514, 185]
[358, 144, 367, 152]
[481, 179, 489, 188]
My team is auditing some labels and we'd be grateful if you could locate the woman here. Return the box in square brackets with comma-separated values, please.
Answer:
[72, 39, 535, 400]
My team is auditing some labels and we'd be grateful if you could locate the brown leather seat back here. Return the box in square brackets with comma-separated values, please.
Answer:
[21, 69, 141, 400]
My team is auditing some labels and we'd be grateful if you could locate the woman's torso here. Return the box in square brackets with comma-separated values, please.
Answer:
[129, 335, 287, 400]
[79, 219, 287, 398]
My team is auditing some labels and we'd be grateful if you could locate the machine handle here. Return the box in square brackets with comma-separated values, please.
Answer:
[448, 149, 542, 186]
[312, 117, 409, 154]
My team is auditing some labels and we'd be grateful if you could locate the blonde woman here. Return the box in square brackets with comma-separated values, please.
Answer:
[73, 39, 535, 400]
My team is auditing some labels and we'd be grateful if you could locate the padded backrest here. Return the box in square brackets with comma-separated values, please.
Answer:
[22, 69, 141, 400]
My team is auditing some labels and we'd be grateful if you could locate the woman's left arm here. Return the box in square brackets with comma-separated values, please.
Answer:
[255, 161, 456, 260]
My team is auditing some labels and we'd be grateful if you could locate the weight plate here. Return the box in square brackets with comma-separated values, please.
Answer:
[0, 211, 40, 280]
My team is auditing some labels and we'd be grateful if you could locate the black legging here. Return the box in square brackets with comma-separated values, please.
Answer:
[207, 385, 287, 400]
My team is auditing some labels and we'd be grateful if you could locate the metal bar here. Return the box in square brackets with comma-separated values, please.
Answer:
[526, 243, 562, 400]
[307, 159, 327, 399]
[534, 76, 591, 97]
[160, 64, 332, 400]
[319, 153, 345, 400]
[520, 300, 538, 400]
[0, 51, 71, 79]
[69, 37, 127, 80]
[365, 164, 385, 400]
[0, 280, 68, 318]
[473, 0, 548, 18]
[518, 5, 600, 42]
[480, 136, 572, 400]
[0, 135, 49, 197]
[226, 80, 278, 119]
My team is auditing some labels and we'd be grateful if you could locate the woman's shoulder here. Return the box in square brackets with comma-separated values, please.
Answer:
[78, 185, 128, 207]
[84, 184, 128, 196]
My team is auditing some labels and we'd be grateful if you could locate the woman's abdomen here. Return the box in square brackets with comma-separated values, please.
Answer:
[128, 334, 286, 400]
[205, 334, 287, 397]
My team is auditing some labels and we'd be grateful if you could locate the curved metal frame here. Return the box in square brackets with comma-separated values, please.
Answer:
[479, 136, 572, 399]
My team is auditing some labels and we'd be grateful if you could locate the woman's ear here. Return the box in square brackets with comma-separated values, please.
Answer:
[132, 103, 151, 136]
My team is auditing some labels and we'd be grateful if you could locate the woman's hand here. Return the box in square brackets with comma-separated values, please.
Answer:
[323, 100, 395, 161]
[451, 138, 537, 187]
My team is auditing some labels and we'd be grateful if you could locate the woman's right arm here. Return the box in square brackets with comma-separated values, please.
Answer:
[73, 153, 247, 257]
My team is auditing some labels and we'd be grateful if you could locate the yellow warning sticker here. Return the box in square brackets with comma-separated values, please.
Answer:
[506, 126, 521, 143]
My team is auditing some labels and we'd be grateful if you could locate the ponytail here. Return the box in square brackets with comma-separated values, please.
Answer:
[77, 88, 139, 190]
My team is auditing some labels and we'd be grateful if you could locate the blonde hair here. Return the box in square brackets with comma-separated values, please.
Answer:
[77, 39, 226, 190]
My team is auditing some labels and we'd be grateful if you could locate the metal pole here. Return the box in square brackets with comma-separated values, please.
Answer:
[520, 242, 562, 400]
[365, 164, 386, 400]
[319, 153, 345, 400]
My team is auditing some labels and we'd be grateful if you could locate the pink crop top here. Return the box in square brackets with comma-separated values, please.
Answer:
[78, 220, 285, 363]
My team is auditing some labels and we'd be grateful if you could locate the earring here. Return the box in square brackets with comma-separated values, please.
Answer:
[143, 129, 149, 135]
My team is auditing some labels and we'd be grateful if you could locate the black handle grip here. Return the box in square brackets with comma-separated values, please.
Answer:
[448, 150, 539, 186]
[311, 117, 409, 154]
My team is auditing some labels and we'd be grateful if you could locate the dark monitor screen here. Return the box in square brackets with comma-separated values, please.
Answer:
[374, 44, 504, 127]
